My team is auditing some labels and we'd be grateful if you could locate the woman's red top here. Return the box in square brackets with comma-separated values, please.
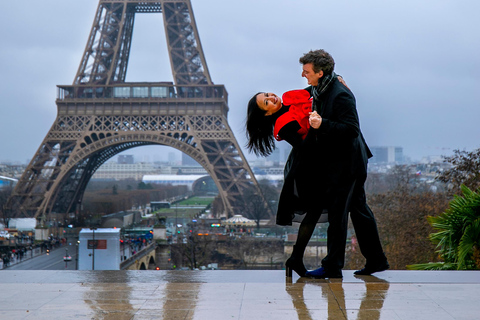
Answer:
[274, 89, 312, 141]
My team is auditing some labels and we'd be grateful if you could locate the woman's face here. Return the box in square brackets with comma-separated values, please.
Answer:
[256, 92, 282, 116]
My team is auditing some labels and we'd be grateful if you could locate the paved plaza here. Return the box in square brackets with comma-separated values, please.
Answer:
[0, 270, 479, 319]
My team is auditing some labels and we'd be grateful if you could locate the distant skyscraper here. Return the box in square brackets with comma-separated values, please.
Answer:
[182, 153, 200, 166]
[370, 146, 403, 164]
[265, 143, 291, 164]
[267, 148, 281, 163]
[168, 152, 177, 164]
[118, 155, 134, 164]
[282, 144, 292, 163]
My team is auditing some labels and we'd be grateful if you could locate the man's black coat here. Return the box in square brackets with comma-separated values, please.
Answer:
[276, 77, 372, 225]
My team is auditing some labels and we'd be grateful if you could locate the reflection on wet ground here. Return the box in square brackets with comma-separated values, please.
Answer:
[286, 276, 391, 319]
[0, 270, 479, 319]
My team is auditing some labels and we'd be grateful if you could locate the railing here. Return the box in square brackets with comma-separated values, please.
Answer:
[57, 83, 228, 102]
[0, 242, 64, 269]
[120, 242, 156, 270]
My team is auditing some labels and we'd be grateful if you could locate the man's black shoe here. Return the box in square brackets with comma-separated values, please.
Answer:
[354, 261, 390, 275]
[305, 267, 343, 279]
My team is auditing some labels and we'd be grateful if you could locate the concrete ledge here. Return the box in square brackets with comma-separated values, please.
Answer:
[0, 270, 479, 319]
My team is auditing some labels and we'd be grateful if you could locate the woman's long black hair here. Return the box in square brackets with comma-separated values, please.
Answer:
[245, 93, 276, 157]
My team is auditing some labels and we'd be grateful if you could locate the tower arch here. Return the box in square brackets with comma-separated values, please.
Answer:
[7, 0, 271, 221]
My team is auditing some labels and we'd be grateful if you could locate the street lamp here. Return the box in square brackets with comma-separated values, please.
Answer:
[76, 240, 80, 270]
[89, 227, 97, 270]
[121, 228, 126, 261]
[175, 203, 178, 243]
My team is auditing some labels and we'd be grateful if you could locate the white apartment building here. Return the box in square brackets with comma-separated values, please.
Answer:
[92, 162, 156, 181]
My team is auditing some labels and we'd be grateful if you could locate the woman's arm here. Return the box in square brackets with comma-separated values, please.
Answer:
[278, 121, 303, 148]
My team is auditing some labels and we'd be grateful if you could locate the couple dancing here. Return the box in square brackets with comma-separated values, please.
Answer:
[246, 49, 389, 278]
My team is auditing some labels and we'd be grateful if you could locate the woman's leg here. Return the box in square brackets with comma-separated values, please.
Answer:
[286, 211, 322, 277]
[295, 211, 322, 257]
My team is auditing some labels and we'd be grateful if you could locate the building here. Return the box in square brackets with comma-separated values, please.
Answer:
[142, 174, 208, 191]
[266, 148, 281, 163]
[91, 162, 156, 180]
[118, 155, 134, 164]
[100, 211, 142, 228]
[0, 163, 27, 179]
[0, 175, 17, 189]
[370, 146, 404, 164]
[182, 153, 200, 166]
[175, 166, 208, 175]
[265, 144, 292, 164]
[168, 152, 178, 164]
[78, 228, 121, 270]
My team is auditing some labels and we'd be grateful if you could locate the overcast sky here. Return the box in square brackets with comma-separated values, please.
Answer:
[1, 0, 479, 165]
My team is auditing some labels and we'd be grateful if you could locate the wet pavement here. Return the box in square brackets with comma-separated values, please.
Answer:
[0, 270, 479, 319]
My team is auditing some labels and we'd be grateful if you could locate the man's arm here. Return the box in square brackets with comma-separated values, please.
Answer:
[309, 92, 360, 139]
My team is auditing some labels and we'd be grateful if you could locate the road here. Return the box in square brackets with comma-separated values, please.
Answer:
[6, 242, 78, 270]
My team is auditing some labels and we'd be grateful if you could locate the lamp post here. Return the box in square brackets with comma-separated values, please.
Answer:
[76, 240, 80, 270]
[175, 203, 178, 243]
[121, 228, 126, 261]
[90, 227, 97, 270]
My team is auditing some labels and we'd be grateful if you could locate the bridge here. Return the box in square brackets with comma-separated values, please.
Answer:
[120, 242, 157, 270]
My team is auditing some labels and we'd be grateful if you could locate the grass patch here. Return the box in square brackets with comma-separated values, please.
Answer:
[176, 196, 215, 206]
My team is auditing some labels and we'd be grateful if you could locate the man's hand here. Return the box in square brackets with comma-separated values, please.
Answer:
[309, 111, 322, 129]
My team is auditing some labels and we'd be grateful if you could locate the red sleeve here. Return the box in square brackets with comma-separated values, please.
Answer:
[282, 89, 311, 106]
[274, 90, 312, 141]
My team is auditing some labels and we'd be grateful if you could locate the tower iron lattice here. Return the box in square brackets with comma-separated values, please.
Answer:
[7, 0, 271, 222]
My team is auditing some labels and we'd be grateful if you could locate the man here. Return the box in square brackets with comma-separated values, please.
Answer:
[300, 49, 389, 278]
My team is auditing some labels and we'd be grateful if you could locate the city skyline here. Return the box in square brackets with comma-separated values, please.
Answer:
[1, 0, 479, 164]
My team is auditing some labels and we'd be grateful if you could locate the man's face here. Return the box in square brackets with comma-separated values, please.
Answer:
[302, 63, 323, 86]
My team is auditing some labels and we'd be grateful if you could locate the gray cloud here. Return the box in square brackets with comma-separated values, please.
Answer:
[1, 0, 479, 164]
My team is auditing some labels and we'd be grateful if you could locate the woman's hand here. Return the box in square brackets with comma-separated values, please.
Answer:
[337, 75, 350, 90]
[309, 111, 322, 129]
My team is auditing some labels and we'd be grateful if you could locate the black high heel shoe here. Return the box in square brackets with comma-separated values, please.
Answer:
[285, 257, 307, 277]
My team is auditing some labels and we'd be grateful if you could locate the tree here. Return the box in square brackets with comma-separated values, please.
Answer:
[436, 148, 480, 194]
[137, 182, 153, 190]
[0, 186, 13, 228]
[408, 185, 480, 270]
[225, 237, 258, 269]
[240, 186, 268, 227]
[240, 180, 279, 227]
[210, 196, 224, 218]
[171, 233, 217, 269]
[370, 191, 448, 269]
[222, 238, 284, 269]
[345, 165, 449, 270]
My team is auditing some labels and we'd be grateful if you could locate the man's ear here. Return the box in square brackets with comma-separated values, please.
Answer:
[318, 70, 324, 78]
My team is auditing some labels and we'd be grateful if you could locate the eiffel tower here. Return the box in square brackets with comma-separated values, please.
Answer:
[8, 0, 269, 222]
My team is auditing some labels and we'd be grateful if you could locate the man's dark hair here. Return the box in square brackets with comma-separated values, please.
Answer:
[299, 49, 335, 75]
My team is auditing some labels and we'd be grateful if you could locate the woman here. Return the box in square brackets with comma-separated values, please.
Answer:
[246, 89, 312, 156]
[246, 89, 327, 277]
